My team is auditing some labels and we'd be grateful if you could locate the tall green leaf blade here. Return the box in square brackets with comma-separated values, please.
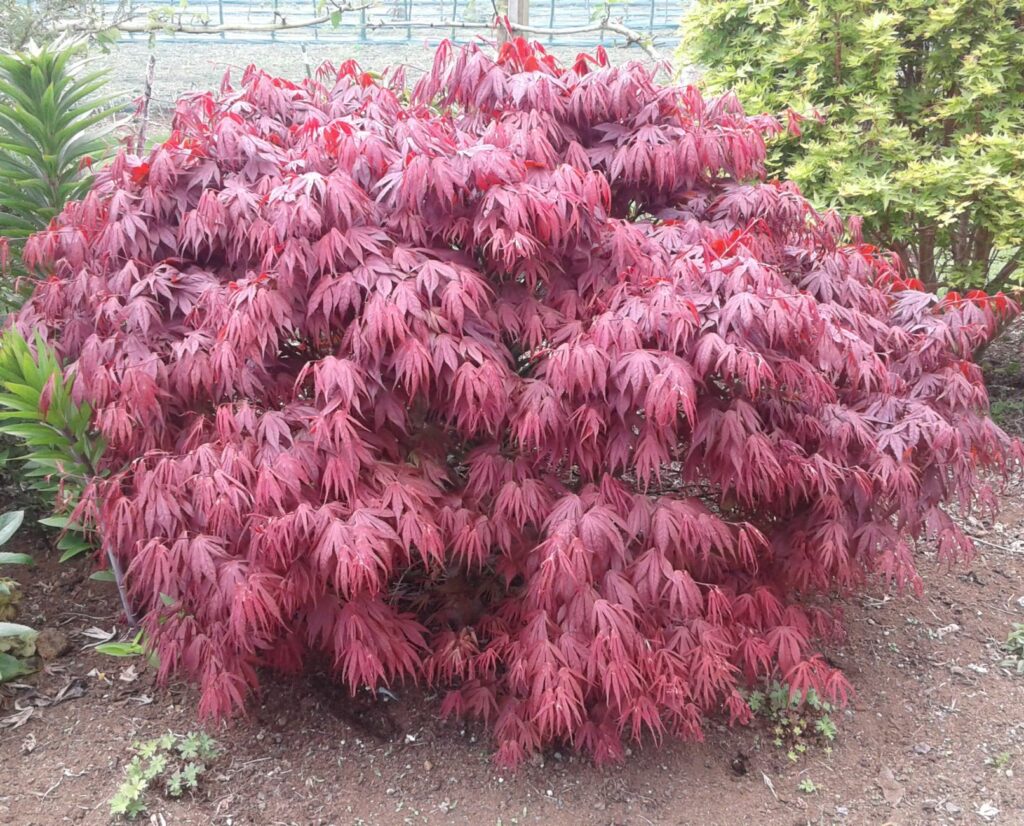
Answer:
[0, 510, 24, 546]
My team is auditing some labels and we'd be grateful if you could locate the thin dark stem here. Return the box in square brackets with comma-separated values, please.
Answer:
[49, 421, 138, 626]
[107, 544, 139, 626]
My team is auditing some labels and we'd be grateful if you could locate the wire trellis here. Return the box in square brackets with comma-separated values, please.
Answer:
[99, 0, 688, 46]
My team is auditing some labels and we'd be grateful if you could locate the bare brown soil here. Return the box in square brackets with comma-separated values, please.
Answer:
[1, 484, 1023, 826]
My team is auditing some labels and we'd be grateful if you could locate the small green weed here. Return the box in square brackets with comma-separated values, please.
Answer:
[747, 681, 838, 763]
[1000, 623, 1024, 674]
[110, 731, 219, 819]
[797, 777, 818, 794]
[988, 751, 1013, 771]
[990, 398, 1024, 430]
[96, 629, 148, 659]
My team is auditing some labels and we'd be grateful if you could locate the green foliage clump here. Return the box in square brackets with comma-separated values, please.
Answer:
[110, 732, 220, 819]
[0, 508, 36, 682]
[748, 681, 838, 763]
[0, 328, 102, 561]
[0, 37, 117, 307]
[680, 0, 1024, 290]
[1001, 623, 1024, 674]
[0, 621, 36, 681]
[797, 777, 819, 794]
[0, 510, 30, 628]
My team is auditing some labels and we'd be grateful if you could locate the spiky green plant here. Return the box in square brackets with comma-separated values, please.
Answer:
[0, 330, 136, 620]
[0, 327, 102, 562]
[0, 37, 118, 300]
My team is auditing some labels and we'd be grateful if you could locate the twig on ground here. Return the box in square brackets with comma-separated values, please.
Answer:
[968, 534, 1022, 555]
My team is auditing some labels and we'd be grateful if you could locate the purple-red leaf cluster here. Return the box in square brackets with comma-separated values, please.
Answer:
[17, 38, 1020, 766]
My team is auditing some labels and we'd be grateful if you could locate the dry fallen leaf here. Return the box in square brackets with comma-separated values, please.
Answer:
[80, 626, 116, 643]
[876, 766, 905, 806]
[0, 705, 34, 729]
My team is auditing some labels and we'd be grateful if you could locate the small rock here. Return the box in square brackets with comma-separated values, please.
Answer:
[594, 801, 606, 811]
[913, 743, 932, 755]
[423, 760, 433, 772]
[944, 801, 962, 815]
[34, 628, 70, 660]
[835, 806, 849, 817]
[876, 766, 905, 807]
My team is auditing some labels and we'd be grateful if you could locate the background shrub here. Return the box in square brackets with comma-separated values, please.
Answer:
[0, 0, 96, 51]
[15, 39, 1020, 766]
[680, 0, 1024, 292]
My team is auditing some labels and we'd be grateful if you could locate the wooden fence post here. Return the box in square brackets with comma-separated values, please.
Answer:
[499, 0, 529, 42]
[509, 0, 529, 26]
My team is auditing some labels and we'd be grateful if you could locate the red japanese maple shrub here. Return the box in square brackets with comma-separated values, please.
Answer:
[16, 39, 1020, 766]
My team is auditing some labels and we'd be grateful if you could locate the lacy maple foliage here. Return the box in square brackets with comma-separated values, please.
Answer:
[16, 39, 1020, 766]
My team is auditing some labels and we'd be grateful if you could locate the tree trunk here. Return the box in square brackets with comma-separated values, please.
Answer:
[972, 226, 993, 281]
[918, 227, 937, 290]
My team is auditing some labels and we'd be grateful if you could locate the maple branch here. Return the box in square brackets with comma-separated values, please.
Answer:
[988, 247, 1022, 292]
[45, 420, 140, 627]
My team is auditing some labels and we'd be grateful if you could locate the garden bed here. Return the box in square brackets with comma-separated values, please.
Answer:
[1, 488, 1022, 826]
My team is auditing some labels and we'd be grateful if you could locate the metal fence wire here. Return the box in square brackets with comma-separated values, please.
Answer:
[102, 0, 687, 46]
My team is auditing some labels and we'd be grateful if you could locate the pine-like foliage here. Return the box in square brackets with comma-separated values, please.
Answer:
[15, 40, 1021, 766]
[0, 39, 116, 244]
